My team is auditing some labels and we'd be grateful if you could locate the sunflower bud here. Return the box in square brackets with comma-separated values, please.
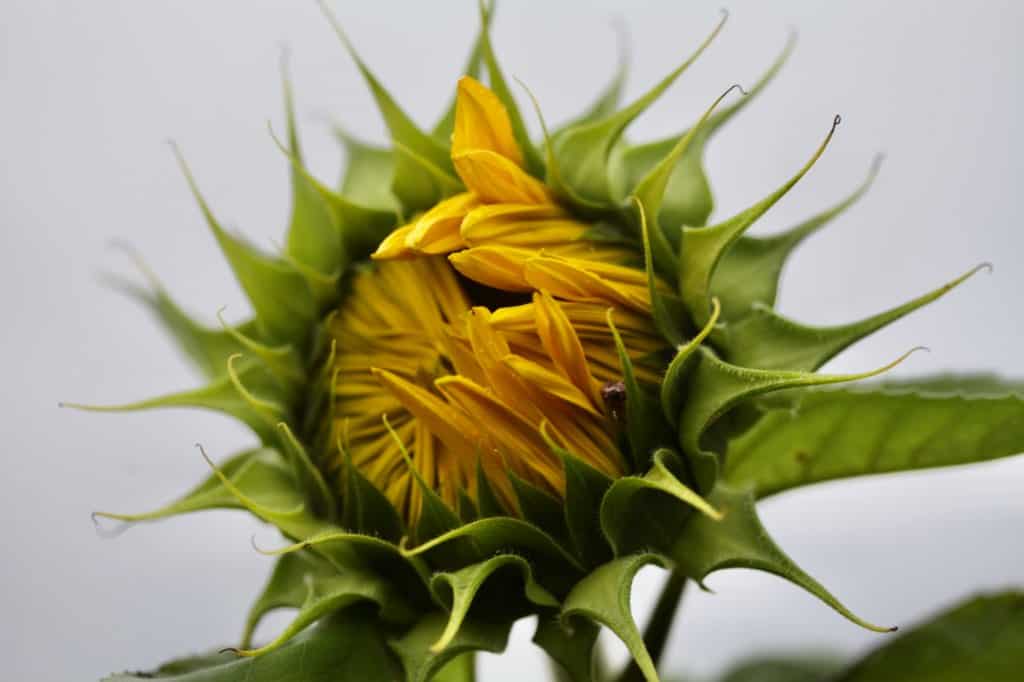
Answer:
[81, 4, 1011, 682]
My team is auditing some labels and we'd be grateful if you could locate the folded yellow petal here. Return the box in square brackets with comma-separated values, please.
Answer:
[453, 149, 551, 205]
[533, 291, 604, 407]
[453, 75, 523, 166]
[371, 222, 417, 259]
[449, 246, 534, 292]
[460, 203, 586, 247]
[406, 192, 478, 254]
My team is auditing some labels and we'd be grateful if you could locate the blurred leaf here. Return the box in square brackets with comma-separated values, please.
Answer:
[725, 380, 1024, 498]
[390, 612, 511, 682]
[534, 614, 600, 682]
[102, 606, 402, 681]
[835, 592, 1024, 682]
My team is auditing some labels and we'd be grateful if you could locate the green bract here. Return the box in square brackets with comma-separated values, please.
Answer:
[82, 4, 1023, 682]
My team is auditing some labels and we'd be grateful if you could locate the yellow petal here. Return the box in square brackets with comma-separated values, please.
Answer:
[406, 192, 478, 254]
[371, 367, 479, 455]
[453, 149, 551, 205]
[533, 291, 603, 407]
[449, 246, 534, 292]
[502, 353, 600, 416]
[523, 255, 649, 311]
[460, 203, 584, 247]
[371, 223, 417, 260]
[453, 76, 523, 166]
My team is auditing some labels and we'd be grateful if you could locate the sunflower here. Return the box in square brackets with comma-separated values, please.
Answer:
[77, 5, 1015, 682]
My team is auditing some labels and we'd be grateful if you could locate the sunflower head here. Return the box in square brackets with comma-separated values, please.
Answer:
[80, 5, 990, 681]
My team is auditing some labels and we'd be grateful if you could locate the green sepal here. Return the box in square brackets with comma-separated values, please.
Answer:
[474, 457, 506, 518]
[267, 531, 434, 607]
[334, 128, 399, 212]
[710, 156, 881, 320]
[403, 517, 585, 595]
[835, 592, 1024, 681]
[551, 13, 726, 209]
[390, 612, 511, 682]
[616, 36, 795, 230]
[340, 445, 405, 542]
[275, 422, 337, 521]
[679, 115, 840, 328]
[599, 449, 720, 556]
[633, 197, 684, 345]
[630, 85, 745, 285]
[725, 379, 1024, 499]
[92, 448, 295, 526]
[552, 26, 628, 138]
[670, 483, 893, 633]
[557, 448, 614, 568]
[214, 308, 305, 392]
[562, 554, 667, 682]
[509, 471, 570, 544]
[392, 141, 465, 216]
[234, 565, 417, 657]
[660, 299, 720, 425]
[269, 127, 397, 267]
[171, 145, 316, 344]
[430, 555, 559, 652]
[279, 57, 345, 279]
[533, 613, 601, 682]
[320, 6, 452, 174]
[607, 308, 674, 471]
[241, 550, 337, 649]
[672, 345, 917, 492]
[103, 606, 403, 682]
[475, 0, 544, 177]
[717, 264, 988, 372]
[63, 356, 285, 444]
[102, 253, 252, 381]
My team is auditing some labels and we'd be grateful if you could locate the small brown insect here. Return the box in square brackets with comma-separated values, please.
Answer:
[601, 380, 627, 424]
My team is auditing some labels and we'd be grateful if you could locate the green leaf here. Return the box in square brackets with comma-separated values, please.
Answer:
[275, 422, 337, 521]
[715, 654, 843, 682]
[241, 550, 337, 648]
[430, 555, 558, 652]
[710, 156, 881, 320]
[672, 346, 917, 492]
[559, 451, 614, 568]
[552, 12, 727, 208]
[836, 592, 1024, 682]
[390, 612, 511, 682]
[103, 606, 402, 681]
[724, 380, 1024, 499]
[279, 58, 345, 279]
[600, 450, 721, 556]
[334, 128, 399, 212]
[670, 484, 893, 633]
[679, 116, 840, 328]
[533, 614, 601, 682]
[403, 517, 584, 595]
[102, 252, 251, 381]
[236, 565, 416, 657]
[320, 5, 452, 174]
[171, 145, 316, 344]
[92, 448, 296, 526]
[391, 141, 465, 215]
[562, 554, 666, 682]
[340, 446, 405, 542]
[716, 264, 988, 372]
[616, 36, 795, 230]
[510, 472, 570, 544]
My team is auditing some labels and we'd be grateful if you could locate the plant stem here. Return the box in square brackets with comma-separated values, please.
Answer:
[615, 571, 687, 682]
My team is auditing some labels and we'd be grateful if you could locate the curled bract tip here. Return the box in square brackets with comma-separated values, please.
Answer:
[833, 114, 842, 128]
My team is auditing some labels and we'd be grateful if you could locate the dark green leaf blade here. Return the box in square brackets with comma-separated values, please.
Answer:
[835, 592, 1024, 682]
[724, 380, 1024, 499]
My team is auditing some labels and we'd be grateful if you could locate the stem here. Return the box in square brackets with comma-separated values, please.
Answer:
[615, 571, 687, 682]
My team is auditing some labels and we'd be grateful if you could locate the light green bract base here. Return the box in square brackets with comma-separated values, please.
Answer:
[79, 3, 1024, 681]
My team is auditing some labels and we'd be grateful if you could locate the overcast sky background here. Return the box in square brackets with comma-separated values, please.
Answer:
[2, 1, 1022, 680]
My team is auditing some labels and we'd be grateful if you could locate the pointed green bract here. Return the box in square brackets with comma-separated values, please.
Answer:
[552, 12, 727, 208]
[710, 156, 882, 320]
[430, 555, 557, 652]
[334, 128, 398, 211]
[391, 612, 511, 682]
[679, 115, 841, 327]
[671, 484, 894, 633]
[617, 36, 796, 230]
[533, 614, 601, 682]
[241, 551, 337, 649]
[725, 379, 1024, 498]
[562, 554, 666, 682]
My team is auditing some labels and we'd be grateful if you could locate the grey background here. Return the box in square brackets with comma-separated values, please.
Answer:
[2, 1, 1022, 680]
